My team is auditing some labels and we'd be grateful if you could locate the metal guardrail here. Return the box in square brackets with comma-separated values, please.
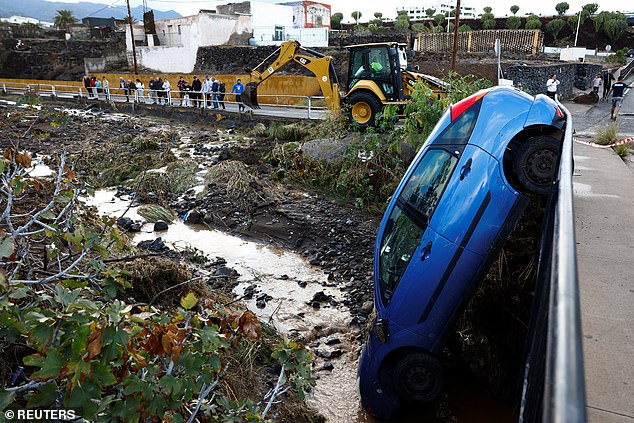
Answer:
[0, 81, 328, 119]
[519, 104, 586, 423]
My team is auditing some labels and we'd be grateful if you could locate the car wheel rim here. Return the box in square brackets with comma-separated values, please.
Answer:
[402, 365, 434, 396]
[525, 148, 557, 185]
[352, 102, 372, 124]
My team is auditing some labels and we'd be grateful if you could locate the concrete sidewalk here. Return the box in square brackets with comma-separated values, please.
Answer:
[573, 142, 634, 422]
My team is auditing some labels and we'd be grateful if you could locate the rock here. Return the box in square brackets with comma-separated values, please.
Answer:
[116, 217, 133, 230]
[256, 299, 266, 309]
[279, 274, 289, 280]
[297, 280, 307, 288]
[153, 220, 169, 231]
[310, 291, 330, 303]
[315, 346, 343, 359]
[360, 301, 374, 315]
[311, 301, 321, 309]
[185, 209, 203, 224]
[325, 337, 341, 346]
[137, 238, 167, 252]
[128, 222, 142, 232]
[214, 266, 239, 278]
[243, 284, 256, 299]
[321, 361, 334, 371]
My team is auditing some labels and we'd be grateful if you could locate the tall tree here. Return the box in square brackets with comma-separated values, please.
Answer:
[510, 5, 519, 15]
[374, 12, 383, 20]
[433, 13, 446, 26]
[545, 18, 566, 39]
[394, 10, 410, 31]
[555, 2, 570, 16]
[525, 14, 542, 29]
[53, 9, 77, 30]
[602, 12, 627, 43]
[331, 12, 343, 29]
[426, 8, 436, 18]
[351, 11, 362, 26]
[481, 6, 496, 30]
[506, 16, 521, 29]
[582, 3, 599, 16]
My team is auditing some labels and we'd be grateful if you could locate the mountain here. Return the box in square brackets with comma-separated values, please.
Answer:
[0, 0, 181, 23]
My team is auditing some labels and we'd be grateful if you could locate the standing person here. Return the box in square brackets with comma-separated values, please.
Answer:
[95, 78, 103, 99]
[602, 70, 614, 101]
[191, 76, 202, 108]
[546, 74, 560, 100]
[83, 76, 91, 97]
[127, 79, 137, 102]
[156, 77, 164, 104]
[177, 76, 186, 106]
[230, 78, 245, 112]
[218, 81, 226, 110]
[211, 79, 219, 109]
[162, 78, 171, 105]
[202, 75, 211, 108]
[136, 78, 145, 103]
[90, 76, 97, 97]
[119, 77, 129, 102]
[149, 77, 156, 104]
[102, 76, 110, 100]
[592, 74, 602, 95]
[610, 76, 634, 121]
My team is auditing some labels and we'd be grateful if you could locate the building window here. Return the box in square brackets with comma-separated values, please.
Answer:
[274, 25, 284, 41]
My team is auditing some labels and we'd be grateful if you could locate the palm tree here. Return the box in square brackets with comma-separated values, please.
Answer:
[53, 10, 77, 30]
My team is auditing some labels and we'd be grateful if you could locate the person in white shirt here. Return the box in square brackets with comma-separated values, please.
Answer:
[162, 79, 171, 105]
[592, 74, 602, 94]
[202, 75, 211, 108]
[546, 74, 560, 100]
[135, 78, 145, 103]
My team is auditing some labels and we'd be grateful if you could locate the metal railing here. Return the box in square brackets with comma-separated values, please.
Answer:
[0, 81, 328, 120]
[519, 104, 586, 423]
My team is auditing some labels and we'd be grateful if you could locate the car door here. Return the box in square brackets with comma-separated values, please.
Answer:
[374, 148, 461, 333]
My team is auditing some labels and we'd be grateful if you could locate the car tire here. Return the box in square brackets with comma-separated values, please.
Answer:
[348, 91, 382, 130]
[392, 352, 444, 403]
[512, 135, 561, 195]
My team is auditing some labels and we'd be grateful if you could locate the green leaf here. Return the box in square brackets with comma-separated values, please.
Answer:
[210, 354, 221, 373]
[29, 324, 54, 348]
[65, 381, 100, 420]
[30, 350, 64, 379]
[0, 389, 16, 411]
[26, 382, 58, 408]
[92, 362, 116, 386]
[180, 292, 198, 310]
[0, 236, 14, 260]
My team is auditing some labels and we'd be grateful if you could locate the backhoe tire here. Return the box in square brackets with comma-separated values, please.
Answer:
[348, 91, 382, 130]
[512, 135, 561, 195]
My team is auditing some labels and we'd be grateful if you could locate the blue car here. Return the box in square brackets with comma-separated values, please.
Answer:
[358, 86, 566, 418]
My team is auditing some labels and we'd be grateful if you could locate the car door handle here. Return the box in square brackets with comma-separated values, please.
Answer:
[420, 241, 432, 262]
[460, 158, 472, 180]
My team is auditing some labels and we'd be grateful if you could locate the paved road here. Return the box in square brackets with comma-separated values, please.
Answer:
[570, 73, 634, 422]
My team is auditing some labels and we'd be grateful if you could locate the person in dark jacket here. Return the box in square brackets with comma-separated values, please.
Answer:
[218, 81, 226, 110]
[149, 77, 156, 104]
[119, 77, 129, 102]
[128, 79, 137, 102]
[211, 79, 219, 109]
[83, 76, 91, 97]
[602, 70, 614, 101]
[156, 77, 163, 104]
[191, 76, 202, 108]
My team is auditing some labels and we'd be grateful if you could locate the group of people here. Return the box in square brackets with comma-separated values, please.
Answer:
[547, 71, 632, 121]
[83, 76, 110, 99]
[82, 74, 247, 111]
[176, 75, 230, 109]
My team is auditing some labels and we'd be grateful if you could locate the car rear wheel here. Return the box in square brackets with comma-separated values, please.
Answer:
[392, 352, 444, 403]
[348, 91, 382, 130]
[512, 135, 561, 195]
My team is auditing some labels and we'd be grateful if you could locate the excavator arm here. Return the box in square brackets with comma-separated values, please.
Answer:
[243, 40, 340, 114]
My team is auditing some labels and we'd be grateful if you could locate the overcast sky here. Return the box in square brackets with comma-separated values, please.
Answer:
[48, 0, 632, 22]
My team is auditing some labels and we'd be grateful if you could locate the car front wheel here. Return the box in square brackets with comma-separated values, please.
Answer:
[512, 135, 561, 195]
[392, 352, 444, 403]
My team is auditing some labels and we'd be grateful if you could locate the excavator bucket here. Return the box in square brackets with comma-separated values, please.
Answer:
[242, 82, 260, 109]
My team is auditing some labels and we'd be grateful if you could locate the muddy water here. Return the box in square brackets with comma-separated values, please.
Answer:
[82, 189, 363, 423]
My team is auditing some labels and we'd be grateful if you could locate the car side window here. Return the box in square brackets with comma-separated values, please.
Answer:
[379, 149, 459, 303]
[433, 103, 480, 145]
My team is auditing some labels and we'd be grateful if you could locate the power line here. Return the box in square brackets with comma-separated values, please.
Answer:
[83, 0, 124, 18]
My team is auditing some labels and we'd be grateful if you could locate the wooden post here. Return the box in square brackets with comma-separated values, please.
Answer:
[127, 0, 138, 74]
[451, 0, 461, 71]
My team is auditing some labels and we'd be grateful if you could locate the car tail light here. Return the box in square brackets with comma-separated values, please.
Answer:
[451, 89, 490, 121]
[555, 107, 564, 118]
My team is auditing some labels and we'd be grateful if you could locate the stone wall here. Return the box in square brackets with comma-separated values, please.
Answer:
[329, 33, 409, 48]
[505, 63, 603, 99]
[0, 36, 127, 80]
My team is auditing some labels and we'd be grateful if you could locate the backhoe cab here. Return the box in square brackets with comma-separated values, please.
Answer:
[242, 40, 445, 129]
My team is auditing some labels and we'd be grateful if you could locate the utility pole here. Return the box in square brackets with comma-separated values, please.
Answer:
[574, 10, 582, 47]
[127, 0, 138, 73]
[451, 0, 461, 71]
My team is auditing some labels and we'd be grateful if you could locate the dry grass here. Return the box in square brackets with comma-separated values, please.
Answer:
[137, 204, 177, 223]
[134, 159, 198, 203]
[614, 143, 631, 158]
[204, 161, 280, 211]
[595, 122, 619, 145]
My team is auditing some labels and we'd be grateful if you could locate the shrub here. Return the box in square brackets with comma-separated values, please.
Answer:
[614, 143, 630, 158]
[595, 122, 619, 145]
[506, 16, 522, 29]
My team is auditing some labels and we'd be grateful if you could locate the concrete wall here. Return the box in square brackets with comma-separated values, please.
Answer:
[505, 63, 603, 99]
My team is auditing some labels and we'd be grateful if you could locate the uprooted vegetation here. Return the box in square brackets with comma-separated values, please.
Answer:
[0, 139, 319, 421]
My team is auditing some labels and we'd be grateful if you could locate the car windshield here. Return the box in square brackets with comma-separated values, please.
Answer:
[378, 149, 459, 304]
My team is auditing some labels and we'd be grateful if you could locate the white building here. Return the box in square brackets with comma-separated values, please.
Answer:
[397, 1, 477, 20]
[125, 1, 329, 73]
[0, 15, 53, 27]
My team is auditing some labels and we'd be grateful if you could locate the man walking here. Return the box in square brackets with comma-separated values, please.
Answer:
[610, 76, 634, 121]
[602, 70, 614, 101]
[231, 78, 245, 112]
[546, 74, 560, 100]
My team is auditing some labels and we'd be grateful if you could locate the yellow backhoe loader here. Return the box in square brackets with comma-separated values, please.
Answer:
[242, 40, 445, 129]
